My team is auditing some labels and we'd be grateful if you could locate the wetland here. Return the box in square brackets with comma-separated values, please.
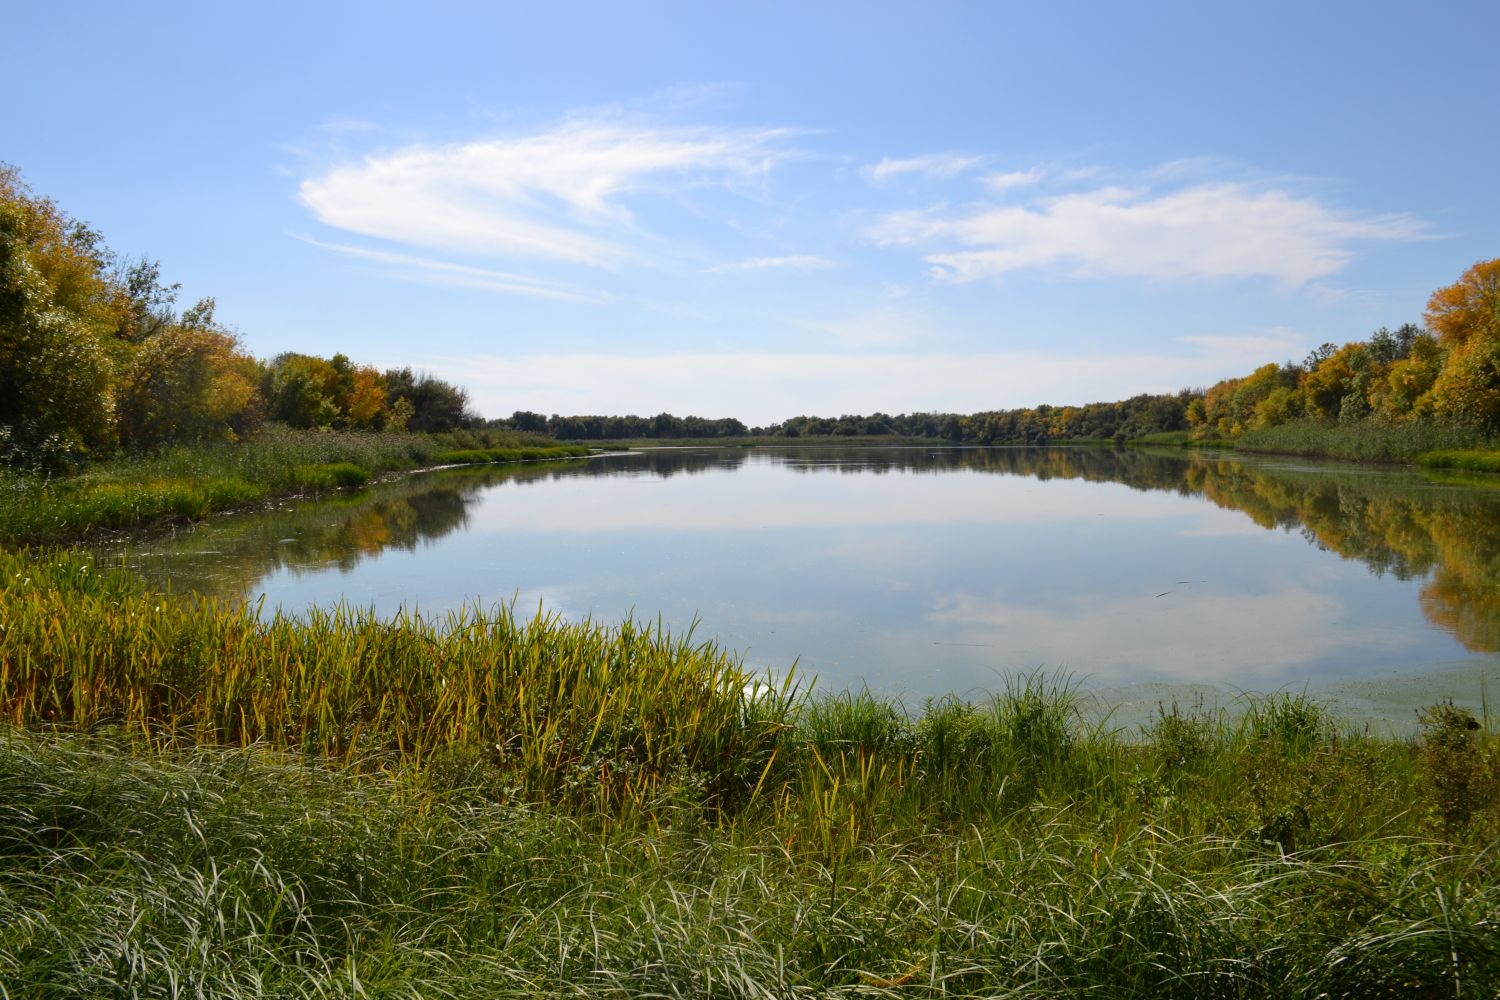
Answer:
[113, 444, 1500, 728]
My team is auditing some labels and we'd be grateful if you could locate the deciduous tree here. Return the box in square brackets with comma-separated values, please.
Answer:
[1426, 260, 1500, 427]
[0, 166, 119, 465]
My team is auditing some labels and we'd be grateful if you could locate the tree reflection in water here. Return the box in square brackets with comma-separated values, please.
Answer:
[114, 447, 1500, 652]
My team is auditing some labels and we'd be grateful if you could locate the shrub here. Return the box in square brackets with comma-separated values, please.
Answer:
[1417, 700, 1489, 832]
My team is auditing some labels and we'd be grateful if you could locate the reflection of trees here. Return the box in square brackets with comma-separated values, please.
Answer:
[588, 449, 752, 478]
[761, 444, 1500, 653]
[119, 463, 584, 600]
[313, 486, 469, 570]
[1412, 507, 1500, 654]
[1207, 464, 1500, 653]
[123, 446, 1500, 653]
[997, 450, 1500, 654]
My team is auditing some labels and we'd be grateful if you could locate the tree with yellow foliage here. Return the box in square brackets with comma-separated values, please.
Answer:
[342, 365, 387, 429]
[115, 297, 263, 447]
[1426, 259, 1500, 428]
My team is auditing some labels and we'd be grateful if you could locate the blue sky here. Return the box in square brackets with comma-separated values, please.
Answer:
[8, 1, 1497, 423]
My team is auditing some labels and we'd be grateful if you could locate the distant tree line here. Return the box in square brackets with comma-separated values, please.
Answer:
[500, 411, 751, 441]
[0, 166, 477, 468]
[495, 391, 1198, 445]
[507, 258, 1500, 447]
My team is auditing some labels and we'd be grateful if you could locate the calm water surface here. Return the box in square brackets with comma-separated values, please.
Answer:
[117, 446, 1500, 724]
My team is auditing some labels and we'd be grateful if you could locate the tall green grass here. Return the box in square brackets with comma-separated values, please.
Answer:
[1235, 418, 1494, 463]
[1416, 448, 1500, 474]
[1, 718, 1495, 996]
[3, 548, 1499, 994]
[4, 548, 1497, 843]
[0, 547, 791, 815]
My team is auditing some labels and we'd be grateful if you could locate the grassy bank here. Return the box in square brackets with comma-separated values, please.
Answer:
[1126, 430, 1234, 448]
[0, 426, 590, 546]
[1416, 449, 1500, 474]
[1234, 418, 1495, 464]
[2, 547, 1498, 995]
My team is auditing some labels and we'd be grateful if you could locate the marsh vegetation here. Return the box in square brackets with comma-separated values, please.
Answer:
[2, 547, 1498, 996]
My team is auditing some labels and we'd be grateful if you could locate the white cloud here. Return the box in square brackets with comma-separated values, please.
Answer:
[298, 120, 794, 266]
[296, 236, 600, 302]
[863, 153, 984, 184]
[981, 168, 1044, 192]
[868, 179, 1428, 285]
[709, 254, 835, 273]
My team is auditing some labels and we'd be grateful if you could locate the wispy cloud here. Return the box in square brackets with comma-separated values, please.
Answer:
[298, 120, 796, 266]
[981, 168, 1044, 192]
[795, 309, 933, 347]
[708, 254, 836, 273]
[295, 236, 601, 302]
[868, 174, 1430, 286]
[863, 153, 984, 184]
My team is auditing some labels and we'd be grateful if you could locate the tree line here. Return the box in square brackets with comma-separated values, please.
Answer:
[507, 259, 1498, 446]
[502, 411, 752, 441]
[1, 166, 477, 468]
[495, 391, 1198, 445]
[1190, 258, 1500, 438]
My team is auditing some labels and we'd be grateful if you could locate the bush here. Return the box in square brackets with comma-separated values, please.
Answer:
[1417, 700, 1490, 832]
[291, 462, 371, 492]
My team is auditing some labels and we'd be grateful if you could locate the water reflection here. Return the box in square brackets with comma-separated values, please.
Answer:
[121, 461, 587, 598]
[117, 447, 1500, 694]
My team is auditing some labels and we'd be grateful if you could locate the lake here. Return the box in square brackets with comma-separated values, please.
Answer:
[116, 445, 1500, 728]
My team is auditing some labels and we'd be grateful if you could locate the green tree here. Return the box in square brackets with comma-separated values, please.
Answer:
[383, 367, 476, 432]
[116, 257, 180, 343]
[0, 166, 119, 466]
[1375, 330, 1444, 421]
[265, 353, 341, 428]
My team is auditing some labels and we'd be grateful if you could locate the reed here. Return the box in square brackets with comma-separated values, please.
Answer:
[1127, 430, 1234, 448]
[0, 548, 794, 815]
[1235, 418, 1494, 463]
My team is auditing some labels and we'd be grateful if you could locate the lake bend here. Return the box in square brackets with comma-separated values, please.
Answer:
[114, 445, 1500, 730]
